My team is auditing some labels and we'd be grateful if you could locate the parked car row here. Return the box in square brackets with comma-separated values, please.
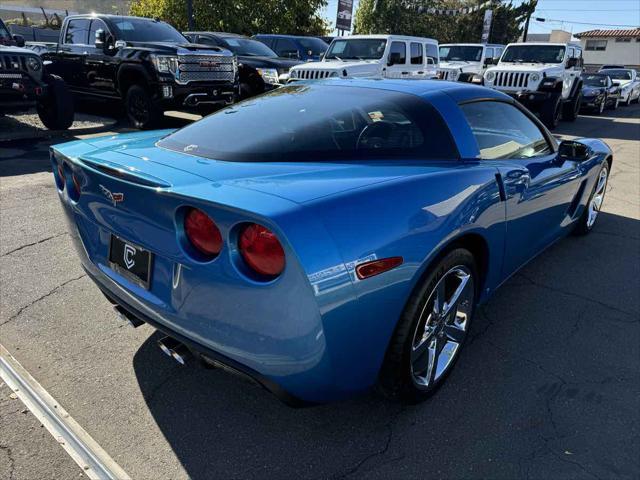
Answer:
[4, 12, 640, 132]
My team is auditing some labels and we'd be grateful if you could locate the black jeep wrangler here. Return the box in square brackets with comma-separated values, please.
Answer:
[0, 18, 74, 130]
[40, 15, 239, 129]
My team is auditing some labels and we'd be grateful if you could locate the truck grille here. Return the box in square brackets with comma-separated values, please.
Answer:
[0, 54, 27, 72]
[494, 71, 531, 88]
[176, 55, 235, 83]
[294, 69, 335, 79]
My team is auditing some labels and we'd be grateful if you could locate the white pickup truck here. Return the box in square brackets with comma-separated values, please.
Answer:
[483, 42, 584, 129]
[438, 43, 504, 83]
[288, 35, 439, 81]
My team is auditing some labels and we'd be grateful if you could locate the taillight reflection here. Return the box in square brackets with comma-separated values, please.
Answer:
[238, 223, 285, 278]
[184, 208, 223, 259]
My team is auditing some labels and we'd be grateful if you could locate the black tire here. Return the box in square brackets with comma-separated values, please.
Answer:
[608, 96, 619, 110]
[239, 82, 254, 100]
[573, 163, 609, 236]
[125, 84, 161, 129]
[562, 90, 582, 121]
[36, 74, 74, 130]
[540, 93, 562, 129]
[378, 248, 478, 403]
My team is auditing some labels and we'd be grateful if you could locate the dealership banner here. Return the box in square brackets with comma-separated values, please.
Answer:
[481, 9, 493, 42]
[336, 0, 354, 31]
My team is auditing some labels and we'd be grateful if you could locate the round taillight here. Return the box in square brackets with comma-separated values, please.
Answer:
[238, 223, 285, 278]
[57, 163, 65, 190]
[184, 208, 223, 258]
[72, 173, 82, 196]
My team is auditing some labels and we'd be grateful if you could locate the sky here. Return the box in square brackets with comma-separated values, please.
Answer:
[321, 0, 640, 35]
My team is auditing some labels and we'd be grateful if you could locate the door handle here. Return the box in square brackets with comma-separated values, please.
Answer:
[401, 71, 409, 75]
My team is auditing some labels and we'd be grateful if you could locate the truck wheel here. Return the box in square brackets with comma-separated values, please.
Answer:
[562, 91, 582, 121]
[36, 74, 74, 130]
[125, 85, 160, 129]
[240, 82, 254, 99]
[540, 93, 562, 129]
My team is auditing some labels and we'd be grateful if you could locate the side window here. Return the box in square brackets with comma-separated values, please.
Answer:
[88, 19, 107, 46]
[258, 37, 273, 49]
[495, 47, 504, 60]
[485, 48, 494, 60]
[461, 101, 552, 160]
[425, 43, 438, 64]
[275, 38, 299, 59]
[65, 19, 90, 45]
[197, 35, 219, 46]
[390, 41, 406, 64]
[410, 42, 422, 65]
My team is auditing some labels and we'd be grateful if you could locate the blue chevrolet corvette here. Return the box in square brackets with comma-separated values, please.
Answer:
[51, 79, 611, 405]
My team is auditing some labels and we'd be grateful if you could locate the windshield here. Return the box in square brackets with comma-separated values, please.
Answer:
[582, 74, 607, 87]
[298, 37, 328, 56]
[0, 19, 10, 40]
[325, 39, 387, 60]
[439, 45, 483, 62]
[223, 37, 276, 57]
[112, 18, 186, 43]
[604, 69, 632, 80]
[158, 84, 457, 162]
[501, 45, 565, 64]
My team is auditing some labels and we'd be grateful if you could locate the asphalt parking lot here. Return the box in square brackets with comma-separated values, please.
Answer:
[1, 105, 639, 480]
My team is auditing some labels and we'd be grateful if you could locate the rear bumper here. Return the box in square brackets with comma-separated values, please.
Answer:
[91, 270, 311, 407]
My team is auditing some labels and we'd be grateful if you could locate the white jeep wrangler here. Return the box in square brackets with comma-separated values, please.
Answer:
[288, 35, 439, 81]
[483, 42, 584, 129]
[438, 43, 504, 83]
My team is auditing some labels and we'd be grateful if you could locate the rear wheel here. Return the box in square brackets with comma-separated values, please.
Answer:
[562, 90, 582, 121]
[125, 84, 161, 129]
[36, 74, 74, 130]
[540, 93, 562, 129]
[574, 163, 609, 235]
[378, 248, 477, 403]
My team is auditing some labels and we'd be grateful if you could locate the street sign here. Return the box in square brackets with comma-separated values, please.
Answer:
[336, 0, 353, 32]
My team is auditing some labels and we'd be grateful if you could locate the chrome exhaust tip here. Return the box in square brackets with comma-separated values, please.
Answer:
[171, 344, 192, 365]
[157, 336, 181, 358]
[113, 305, 144, 328]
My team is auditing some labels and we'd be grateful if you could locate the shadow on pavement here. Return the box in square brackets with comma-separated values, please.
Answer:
[132, 212, 639, 479]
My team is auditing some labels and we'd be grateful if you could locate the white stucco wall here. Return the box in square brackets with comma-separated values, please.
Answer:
[579, 37, 640, 69]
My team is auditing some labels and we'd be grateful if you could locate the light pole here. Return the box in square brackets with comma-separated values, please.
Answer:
[187, 0, 194, 30]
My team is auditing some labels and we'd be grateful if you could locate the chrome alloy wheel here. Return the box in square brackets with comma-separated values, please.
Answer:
[410, 266, 475, 389]
[587, 167, 608, 228]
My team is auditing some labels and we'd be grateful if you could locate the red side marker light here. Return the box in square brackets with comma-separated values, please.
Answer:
[356, 257, 403, 280]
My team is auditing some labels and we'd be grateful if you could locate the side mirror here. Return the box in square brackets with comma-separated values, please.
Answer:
[94, 29, 105, 49]
[387, 52, 402, 66]
[12, 34, 25, 47]
[558, 140, 592, 161]
[114, 40, 127, 50]
[483, 57, 493, 66]
[567, 57, 577, 68]
[612, 80, 620, 86]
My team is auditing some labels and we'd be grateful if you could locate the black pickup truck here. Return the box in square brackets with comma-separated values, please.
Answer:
[37, 15, 239, 128]
[1, 18, 74, 129]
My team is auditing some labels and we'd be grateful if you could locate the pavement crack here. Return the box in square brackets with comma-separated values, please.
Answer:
[0, 444, 16, 480]
[0, 232, 68, 257]
[515, 272, 639, 321]
[467, 305, 495, 346]
[0, 274, 86, 327]
[331, 407, 403, 479]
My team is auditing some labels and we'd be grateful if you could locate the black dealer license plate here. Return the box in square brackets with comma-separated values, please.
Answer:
[108, 235, 153, 289]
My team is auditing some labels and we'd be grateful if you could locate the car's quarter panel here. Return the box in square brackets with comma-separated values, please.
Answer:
[302, 163, 506, 391]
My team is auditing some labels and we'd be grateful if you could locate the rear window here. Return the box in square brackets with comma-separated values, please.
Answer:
[158, 85, 457, 162]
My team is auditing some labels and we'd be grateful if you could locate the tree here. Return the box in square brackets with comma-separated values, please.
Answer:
[353, 0, 538, 45]
[129, 0, 329, 35]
